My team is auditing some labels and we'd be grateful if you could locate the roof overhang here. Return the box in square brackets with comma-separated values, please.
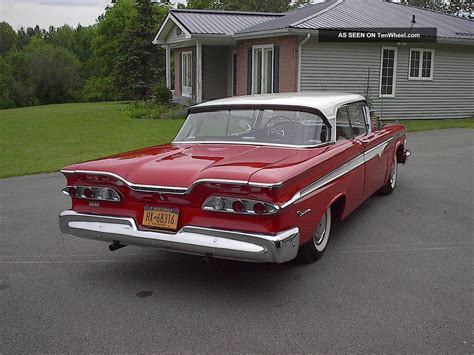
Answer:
[153, 13, 192, 45]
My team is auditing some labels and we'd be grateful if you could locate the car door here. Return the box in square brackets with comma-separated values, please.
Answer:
[347, 102, 389, 199]
[335, 105, 365, 211]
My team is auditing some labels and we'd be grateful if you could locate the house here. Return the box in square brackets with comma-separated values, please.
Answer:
[153, 0, 474, 120]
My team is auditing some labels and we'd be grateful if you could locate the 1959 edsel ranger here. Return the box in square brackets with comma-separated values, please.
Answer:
[59, 92, 411, 263]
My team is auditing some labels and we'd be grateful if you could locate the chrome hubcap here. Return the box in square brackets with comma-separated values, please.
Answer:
[314, 213, 327, 245]
[313, 208, 331, 252]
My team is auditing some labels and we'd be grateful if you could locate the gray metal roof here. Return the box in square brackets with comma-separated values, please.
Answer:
[292, 0, 473, 40]
[162, 0, 473, 42]
[171, 9, 282, 35]
[237, 0, 338, 34]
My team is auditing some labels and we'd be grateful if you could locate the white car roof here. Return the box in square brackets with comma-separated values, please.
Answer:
[194, 92, 366, 118]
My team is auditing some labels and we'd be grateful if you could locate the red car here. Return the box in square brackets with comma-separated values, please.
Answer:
[59, 93, 410, 263]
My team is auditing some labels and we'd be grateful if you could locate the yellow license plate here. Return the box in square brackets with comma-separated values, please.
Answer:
[142, 207, 179, 230]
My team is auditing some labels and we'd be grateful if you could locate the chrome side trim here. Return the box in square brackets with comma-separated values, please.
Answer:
[59, 210, 300, 263]
[281, 153, 365, 208]
[281, 136, 395, 208]
[60, 170, 283, 194]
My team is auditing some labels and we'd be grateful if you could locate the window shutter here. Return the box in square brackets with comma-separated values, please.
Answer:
[273, 45, 280, 93]
[178, 52, 182, 95]
[247, 47, 252, 95]
[192, 49, 196, 98]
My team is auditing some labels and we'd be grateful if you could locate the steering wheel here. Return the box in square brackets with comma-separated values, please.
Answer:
[266, 116, 294, 137]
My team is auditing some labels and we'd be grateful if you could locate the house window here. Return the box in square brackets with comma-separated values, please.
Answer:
[409, 49, 434, 80]
[181, 51, 193, 98]
[252, 45, 274, 95]
[379, 47, 397, 97]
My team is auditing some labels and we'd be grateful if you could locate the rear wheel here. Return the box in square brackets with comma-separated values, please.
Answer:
[380, 154, 398, 195]
[297, 207, 332, 263]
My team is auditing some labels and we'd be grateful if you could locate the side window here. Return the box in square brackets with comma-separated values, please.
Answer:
[347, 102, 368, 137]
[336, 106, 352, 141]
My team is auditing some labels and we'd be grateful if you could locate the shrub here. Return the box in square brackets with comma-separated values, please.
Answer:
[154, 83, 173, 105]
[122, 101, 186, 120]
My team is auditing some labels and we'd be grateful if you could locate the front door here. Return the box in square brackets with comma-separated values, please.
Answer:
[181, 51, 193, 98]
[252, 45, 274, 94]
[348, 102, 389, 199]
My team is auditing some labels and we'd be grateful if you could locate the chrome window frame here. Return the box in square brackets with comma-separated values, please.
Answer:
[334, 100, 371, 141]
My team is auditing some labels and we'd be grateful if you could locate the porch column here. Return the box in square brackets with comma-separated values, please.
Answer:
[165, 45, 171, 89]
[196, 40, 203, 103]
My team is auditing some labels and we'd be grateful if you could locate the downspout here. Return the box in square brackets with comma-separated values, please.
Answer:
[297, 33, 311, 92]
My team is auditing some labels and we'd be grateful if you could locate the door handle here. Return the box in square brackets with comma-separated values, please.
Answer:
[361, 139, 371, 145]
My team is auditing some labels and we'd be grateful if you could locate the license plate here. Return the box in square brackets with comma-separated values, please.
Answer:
[142, 206, 179, 230]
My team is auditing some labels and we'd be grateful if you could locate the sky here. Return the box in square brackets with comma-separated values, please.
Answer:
[0, 0, 185, 30]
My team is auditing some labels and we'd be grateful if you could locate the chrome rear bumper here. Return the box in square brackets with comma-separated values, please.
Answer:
[59, 210, 300, 263]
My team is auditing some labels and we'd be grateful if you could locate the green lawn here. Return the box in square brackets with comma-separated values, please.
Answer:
[385, 118, 474, 132]
[0, 102, 184, 178]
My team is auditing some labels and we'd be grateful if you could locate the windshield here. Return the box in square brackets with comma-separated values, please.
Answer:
[174, 109, 331, 147]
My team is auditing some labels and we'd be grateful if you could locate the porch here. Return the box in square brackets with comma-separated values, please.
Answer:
[165, 42, 237, 104]
[154, 9, 289, 104]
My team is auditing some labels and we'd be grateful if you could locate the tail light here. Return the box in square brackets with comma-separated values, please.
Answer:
[203, 197, 279, 215]
[62, 186, 121, 202]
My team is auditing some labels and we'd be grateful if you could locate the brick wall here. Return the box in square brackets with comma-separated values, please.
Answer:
[236, 36, 299, 96]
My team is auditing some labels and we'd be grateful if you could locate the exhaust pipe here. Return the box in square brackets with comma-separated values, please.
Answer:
[109, 241, 127, 252]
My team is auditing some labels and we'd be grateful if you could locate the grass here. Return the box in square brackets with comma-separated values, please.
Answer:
[384, 118, 474, 132]
[0, 102, 184, 178]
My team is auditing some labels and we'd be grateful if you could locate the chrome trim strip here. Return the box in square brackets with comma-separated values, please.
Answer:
[60, 170, 283, 194]
[172, 140, 334, 149]
[59, 210, 299, 263]
[281, 136, 395, 208]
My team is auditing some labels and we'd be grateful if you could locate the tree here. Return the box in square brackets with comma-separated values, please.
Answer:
[23, 40, 83, 104]
[444, 0, 473, 18]
[93, 0, 138, 78]
[113, 0, 168, 100]
[402, 0, 473, 18]
[0, 22, 19, 55]
[0, 49, 37, 108]
[184, 0, 293, 12]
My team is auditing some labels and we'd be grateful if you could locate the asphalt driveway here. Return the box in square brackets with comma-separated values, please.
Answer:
[0, 129, 472, 353]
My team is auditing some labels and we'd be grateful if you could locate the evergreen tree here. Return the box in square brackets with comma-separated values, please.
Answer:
[113, 0, 167, 100]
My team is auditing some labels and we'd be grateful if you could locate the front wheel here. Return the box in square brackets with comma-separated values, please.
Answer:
[297, 207, 332, 263]
[379, 154, 398, 195]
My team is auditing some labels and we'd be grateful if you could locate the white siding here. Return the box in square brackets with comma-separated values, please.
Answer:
[301, 41, 474, 119]
[165, 24, 186, 44]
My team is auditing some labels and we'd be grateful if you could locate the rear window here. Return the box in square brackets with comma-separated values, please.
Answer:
[174, 108, 331, 147]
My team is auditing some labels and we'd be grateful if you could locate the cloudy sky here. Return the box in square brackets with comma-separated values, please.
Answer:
[0, 0, 185, 29]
